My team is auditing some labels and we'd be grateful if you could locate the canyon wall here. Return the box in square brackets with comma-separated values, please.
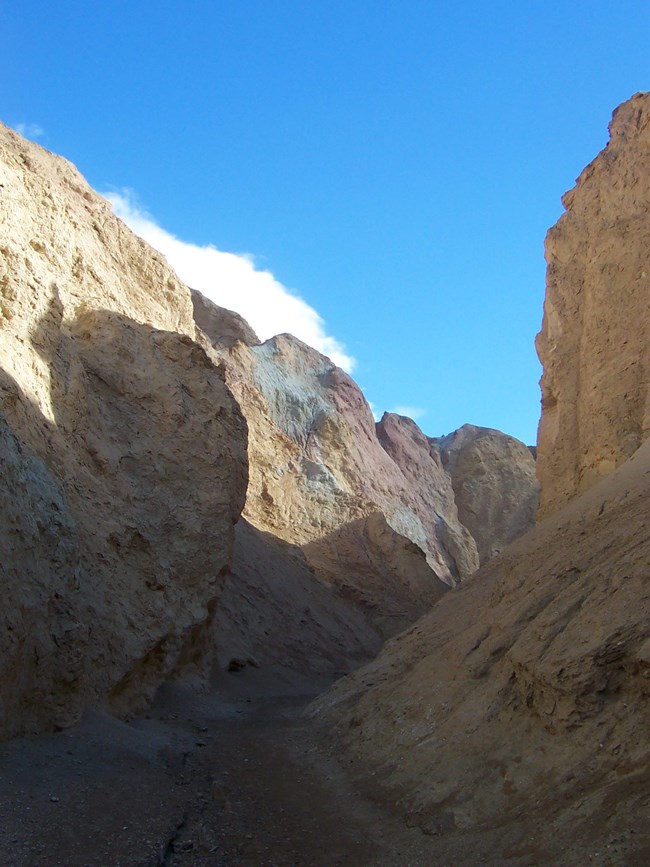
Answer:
[194, 294, 539, 670]
[0, 123, 248, 738]
[312, 439, 650, 863]
[213, 334, 455, 652]
[537, 91, 650, 517]
[313, 93, 650, 863]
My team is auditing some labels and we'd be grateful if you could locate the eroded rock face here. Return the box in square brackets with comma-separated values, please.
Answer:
[376, 414, 480, 578]
[0, 124, 248, 738]
[217, 335, 457, 644]
[431, 424, 539, 563]
[0, 412, 82, 737]
[537, 92, 650, 518]
[211, 339, 538, 663]
[225, 338, 476, 587]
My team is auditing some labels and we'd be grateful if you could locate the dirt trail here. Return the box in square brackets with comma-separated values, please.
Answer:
[0, 667, 433, 867]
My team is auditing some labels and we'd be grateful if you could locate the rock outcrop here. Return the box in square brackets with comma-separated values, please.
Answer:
[191, 293, 537, 670]
[537, 91, 650, 518]
[218, 335, 460, 634]
[431, 424, 539, 563]
[0, 123, 248, 738]
[376, 413, 480, 578]
[191, 287, 260, 349]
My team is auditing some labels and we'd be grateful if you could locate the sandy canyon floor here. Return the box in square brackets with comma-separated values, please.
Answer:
[1, 665, 646, 867]
[0, 667, 434, 867]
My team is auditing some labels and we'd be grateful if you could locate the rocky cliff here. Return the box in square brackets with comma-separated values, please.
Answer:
[0, 123, 248, 739]
[194, 301, 537, 671]
[210, 333, 454, 669]
[537, 91, 650, 518]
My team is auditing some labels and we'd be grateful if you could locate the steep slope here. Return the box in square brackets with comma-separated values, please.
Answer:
[537, 91, 650, 518]
[213, 518, 383, 680]
[218, 333, 461, 633]
[0, 124, 248, 738]
[312, 439, 650, 863]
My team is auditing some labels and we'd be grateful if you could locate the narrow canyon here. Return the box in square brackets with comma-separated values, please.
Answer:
[1, 93, 649, 866]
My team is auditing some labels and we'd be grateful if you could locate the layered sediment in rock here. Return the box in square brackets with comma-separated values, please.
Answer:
[0, 124, 248, 738]
[432, 424, 539, 563]
[537, 91, 650, 518]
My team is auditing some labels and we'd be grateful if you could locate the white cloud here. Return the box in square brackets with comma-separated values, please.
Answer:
[14, 123, 45, 139]
[105, 189, 355, 373]
[389, 405, 427, 421]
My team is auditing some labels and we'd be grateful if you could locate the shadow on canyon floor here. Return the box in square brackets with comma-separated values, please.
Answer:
[0, 670, 439, 867]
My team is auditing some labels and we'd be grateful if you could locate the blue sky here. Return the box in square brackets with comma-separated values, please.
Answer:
[3, 2, 649, 443]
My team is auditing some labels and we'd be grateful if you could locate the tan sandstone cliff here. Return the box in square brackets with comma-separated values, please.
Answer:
[0, 123, 248, 738]
[311, 93, 650, 864]
[537, 91, 650, 518]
